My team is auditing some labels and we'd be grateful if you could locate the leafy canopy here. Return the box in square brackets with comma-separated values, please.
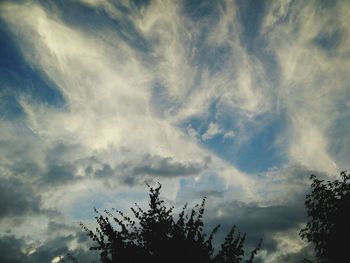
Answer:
[80, 183, 261, 263]
[300, 171, 350, 263]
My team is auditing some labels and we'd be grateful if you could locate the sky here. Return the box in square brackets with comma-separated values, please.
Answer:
[0, 0, 349, 262]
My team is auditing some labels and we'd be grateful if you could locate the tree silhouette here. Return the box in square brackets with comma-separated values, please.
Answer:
[300, 171, 350, 263]
[80, 183, 261, 263]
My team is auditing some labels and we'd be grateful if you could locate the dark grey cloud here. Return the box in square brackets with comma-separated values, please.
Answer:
[0, 140, 86, 188]
[114, 154, 209, 186]
[43, 163, 77, 185]
[203, 192, 309, 259]
[0, 177, 41, 219]
[0, 234, 71, 263]
[132, 154, 204, 177]
[28, 235, 72, 263]
[0, 230, 97, 263]
[0, 236, 27, 263]
[195, 189, 225, 199]
[25, 143, 206, 185]
[3, 144, 206, 192]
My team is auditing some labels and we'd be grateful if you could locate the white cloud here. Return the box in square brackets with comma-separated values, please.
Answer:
[202, 122, 222, 141]
[261, 0, 350, 174]
[78, 0, 124, 20]
[0, 1, 257, 215]
[186, 125, 200, 140]
[259, 227, 309, 263]
[262, 0, 293, 33]
[223, 130, 235, 140]
[0, 0, 347, 216]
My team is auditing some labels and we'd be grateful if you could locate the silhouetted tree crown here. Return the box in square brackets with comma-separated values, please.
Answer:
[300, 171, 350, 263]
[80, 183, 261, 263]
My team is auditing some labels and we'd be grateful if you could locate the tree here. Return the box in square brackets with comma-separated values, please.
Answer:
[80, 183, 261, 263]
[300, 171, 350, 263]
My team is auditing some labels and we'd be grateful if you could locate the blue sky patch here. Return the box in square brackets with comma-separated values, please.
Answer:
[0, 21, 65, 110]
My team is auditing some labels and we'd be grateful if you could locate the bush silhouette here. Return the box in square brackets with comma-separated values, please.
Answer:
[80, 183, 261, 263]
[300, 171, 350, 262]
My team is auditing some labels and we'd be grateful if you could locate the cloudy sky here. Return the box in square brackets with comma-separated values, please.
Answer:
[0, 0, 349, 262]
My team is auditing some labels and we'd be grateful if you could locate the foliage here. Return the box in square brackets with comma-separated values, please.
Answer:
[80, 183, 261, 263]
[300, 171, 350, 263]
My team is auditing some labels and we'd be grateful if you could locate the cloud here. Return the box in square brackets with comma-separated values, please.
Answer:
[208, 199, 306, 239]
[132, 154, 204, 177]
[194, 164, 322, 262]
[202, 122, 222, 141]
[84, 154, 207, 186]
[78, 0, 126, 21]
[0, 235, 28, 263]
[270, 243, 314, 263]
[0, 232, 96, 263]
[223, 130, 235, 140]
[0, 0, 257, 197]
[204, 195, 309, 262]
[0, 0, 349, 262]
[262, 0, 350, 174]
[0, 177, 41, 219]
[1, 0, 348, 177]
[195, 189, 225, 199]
